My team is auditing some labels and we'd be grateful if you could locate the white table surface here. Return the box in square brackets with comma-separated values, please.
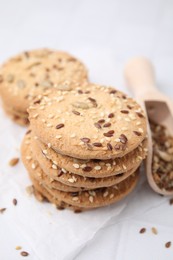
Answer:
[0, 1, 173, 259]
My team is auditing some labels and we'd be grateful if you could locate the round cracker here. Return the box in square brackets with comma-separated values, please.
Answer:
[0, 48, 88, 114]
[29, 84, 147, 159]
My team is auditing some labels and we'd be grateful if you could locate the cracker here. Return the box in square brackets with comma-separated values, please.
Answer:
[29, 84, 147, 159]
[0, 48, 88, 123]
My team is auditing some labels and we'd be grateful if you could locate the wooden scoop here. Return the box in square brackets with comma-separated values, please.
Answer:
[124, 57, 173, 196]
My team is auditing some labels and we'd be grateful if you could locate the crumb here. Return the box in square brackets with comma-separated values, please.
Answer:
[151, 227, 158, 235]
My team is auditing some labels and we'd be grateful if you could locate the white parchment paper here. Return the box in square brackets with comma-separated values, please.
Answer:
[0, 108, 128, 260]
[1, 106, 172, 260]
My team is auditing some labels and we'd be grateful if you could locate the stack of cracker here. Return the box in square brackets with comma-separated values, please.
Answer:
[21, 83, 148, 212]
[0, 49, 88, 126]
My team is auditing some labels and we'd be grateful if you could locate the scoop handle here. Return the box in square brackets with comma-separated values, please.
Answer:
[124, 57, 157, 97]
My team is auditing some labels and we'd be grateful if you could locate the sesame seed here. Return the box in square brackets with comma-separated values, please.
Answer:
[20, 251, 29, 257]
[56, 123, 64, 129]
[88, 97, 97, 103]
[107, 143, 113, 150]
[129, 114, 136, 120]
[48, 143, 51, 148]
[151, 227, 158, 235]
[109, 90, 117, 94]
[31, 163, 36, 169]
[72, 197, 79, 201]
[62, 168, 67, 173]
[46, 123, 52, 127]
[29, 106, 35, 110]
[70, 133, 76, 138]
[26, 185, 34, 195]
[72, 110, 80, 115]
[89, 196, 94, 203]
[68, 178, 74, 183]
[73, 164, 80, 169]
[42, 149, 47, 155]
[139, 147, 142, 152]
[165, 241, 171, 248]
[136, 112, 144, 118]
[103, 191, 109, 197]
[92, 142, 102, 147]
[133, 131, 142, 136]
[61, 118, 66, 124]
[113, 185, 118, 190]
[98, 119, 105, 124]
[15, 246, 22, 250]
[139, 228, 146, 234]
[108, 113, 114, 118]
[13, 198, 17, 206]
[138, 128, 144, 133]
[127, 105, 132, 109]
[83, 166, 92, 172]
[103, 130, 114, 137]
[122, 165, 127, 170]
[26, 129, 31, 135]
[26, 156, 31, 160]
[103, 123, 111, 127]
[109, 194, 114, 199]
[100, 138, 105, 143]
[9, 158, 19, 167]
[33, 113, 38, 118]
[52, 164, 58, 170]
[121, 110, 129, 114]
[57, 170, 64, 178]
[68, 178, 76, 183]
[89, 190, 96, 196]
[81, 164, 87, 168]
[0, 208, 6, 214]
[119, 134, 128, 144]
[80, 138, 90, 143]
[55, 135, 62, 139]
[48, 114, 54, 119]
[94, 123, 101, 129]
[94, 166, 101, 170]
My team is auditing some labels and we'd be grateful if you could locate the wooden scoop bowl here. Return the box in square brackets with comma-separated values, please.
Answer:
[124, 57, 173, 196]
